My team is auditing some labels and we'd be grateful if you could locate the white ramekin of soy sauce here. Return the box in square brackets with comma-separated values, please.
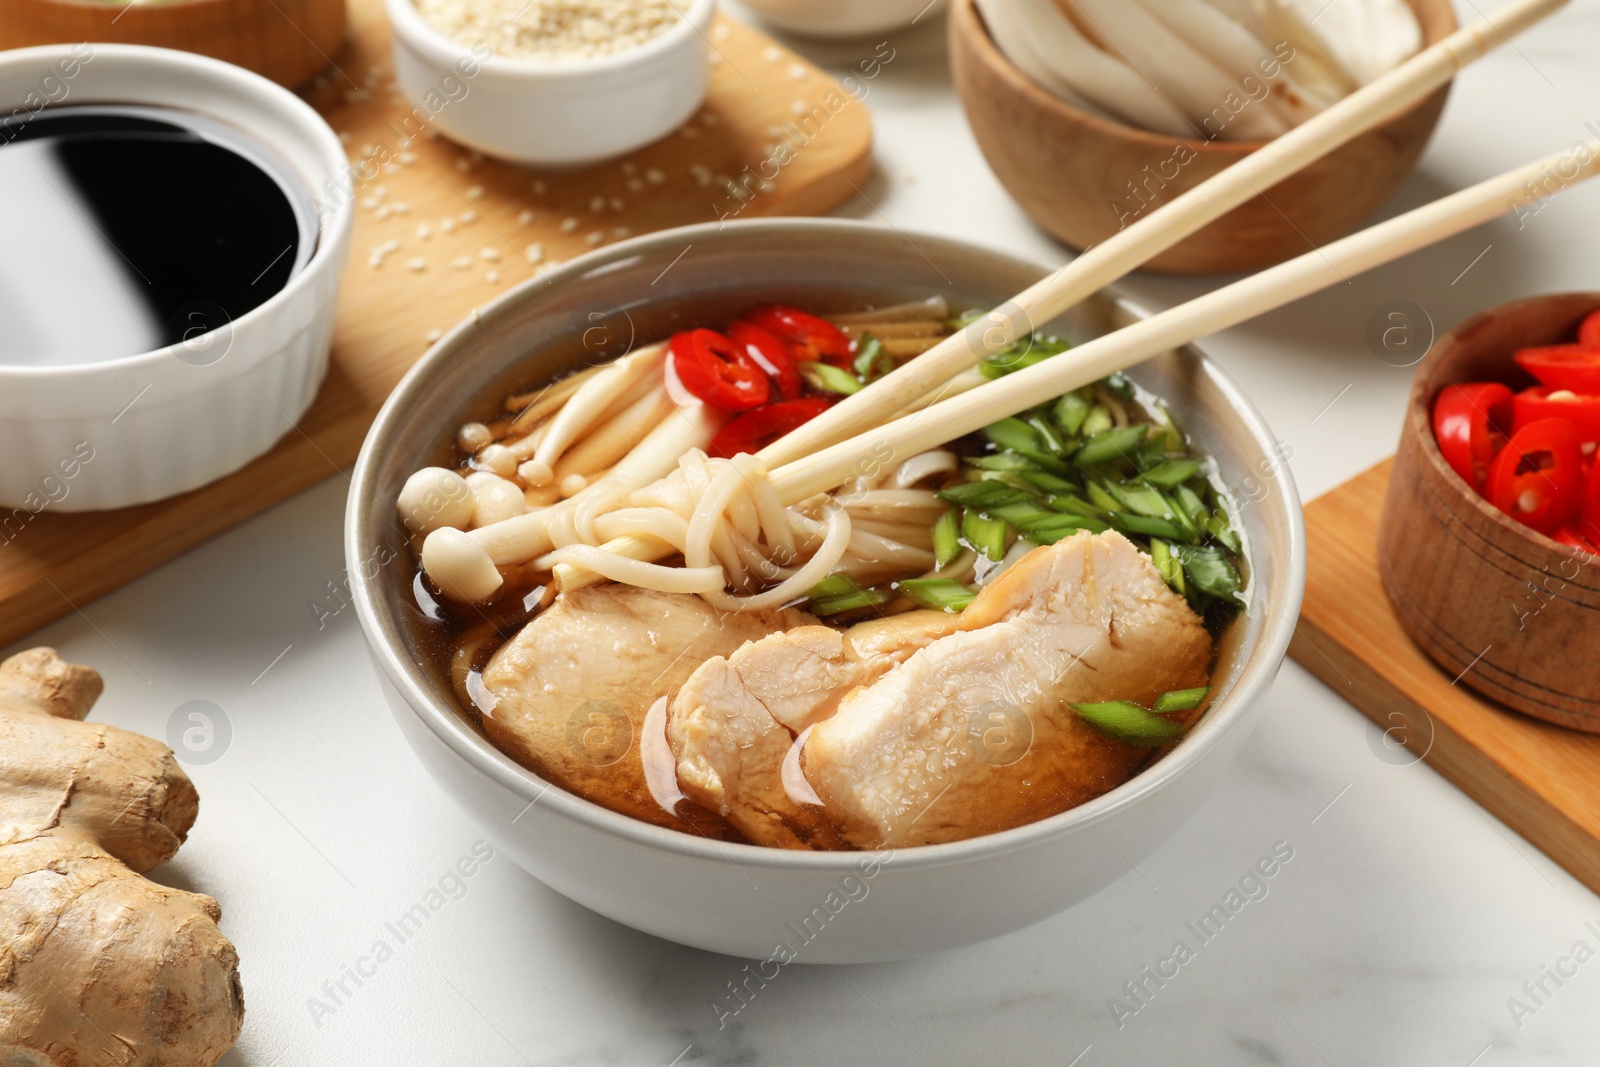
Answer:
[0, 44, 353, 512]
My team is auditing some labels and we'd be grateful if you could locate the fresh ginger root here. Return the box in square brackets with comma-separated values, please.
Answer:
[0, 648, 244, 1064]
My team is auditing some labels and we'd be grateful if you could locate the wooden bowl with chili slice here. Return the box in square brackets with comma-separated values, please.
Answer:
[1379, 293, 1600, 733]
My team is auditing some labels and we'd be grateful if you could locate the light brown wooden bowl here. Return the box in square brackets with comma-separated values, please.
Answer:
[0, 0, 346, 89]
[1379, 294, 1600, 733]
[948, 0, 1455, 275]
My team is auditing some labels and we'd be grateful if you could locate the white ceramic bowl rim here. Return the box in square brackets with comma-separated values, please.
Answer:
[385, 0, 716, 76]
[348, 217, 1306, 874]
[0, 43, 352, 382]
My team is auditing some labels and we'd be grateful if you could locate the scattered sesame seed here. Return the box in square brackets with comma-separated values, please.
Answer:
[788, 63, 807, 80]
[392, 201, 410, 214]
[524, 243, 544, 263]
[406, 257, 428, 272]
[459, 210, 478, 224]
[417, 223, 432, 240]
[589, 195, 605, 213]
[791, 99, 807, 116]
[712, 23, 730, 40]
[532, 180, 547, 194]
[382, 163, 401, 175]
[397, 151, 417, 164]
[608, 197, 624, 211]
[680, 125, 700, 138]
[465, 185, 485, 200]
[441, 217, 457, 233]
[487, 270, 501, 283]
[561, 216, 580, 232]
[763, 46, 782, 62]
[612, 226, 631, 239]
[337, 131, 351, 144]
[479, 247, 501, 261]
[700, 111, 720, 126]
[645, 167, 665, 184]
[517, 209, 535, 225]
[586, 231, 604, 245]
[376, 204, 392, 219]
[621, 161, 638, 175]
[360, 196, 380, 210]
[453, 256, 473, 270]
[455, 157, 472, 171]
[626, 178, 644, 192]
[425, 328, 443, 343]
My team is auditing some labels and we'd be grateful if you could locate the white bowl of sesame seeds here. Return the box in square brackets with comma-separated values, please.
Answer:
[386, 0, 717, 167]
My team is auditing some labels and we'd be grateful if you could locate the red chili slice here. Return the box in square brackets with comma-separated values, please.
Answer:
[1553, 526, 1598, 555]
[1484, 418, 1584, 536]
[1432, 382, 1513, 490]
[726, 320, 802, 401]
[1577, 308, 1600, 349]
[1513, 386, 1600, 444]
[740, 304, 853, 369]
[710, 398, 832, 459]
[1513, 344, 1600, 394]
[669, 328, 770, 412]
[1581, 458, 1600, 548]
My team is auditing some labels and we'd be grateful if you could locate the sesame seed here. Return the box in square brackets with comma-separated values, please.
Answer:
[517, 209, 535, 224]
[465, 185, 485, 200]
[524, 243, 544, 263]
[453, 256, 473, 270]
[487, 270, 501, 284]
[561, 216, 580, 233]
[479, 247, 501, 261]
[406, 257, 428, 272]
[586, 231, 604, 245]
[459, 210, 478, 223]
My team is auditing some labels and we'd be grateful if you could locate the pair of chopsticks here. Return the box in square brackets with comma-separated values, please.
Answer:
[541, 0, 1586, 590]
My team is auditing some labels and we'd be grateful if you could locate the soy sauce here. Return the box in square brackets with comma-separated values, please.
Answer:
[0, 105, 317, 367]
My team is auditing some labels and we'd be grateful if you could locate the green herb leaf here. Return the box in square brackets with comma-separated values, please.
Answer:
[1071, 700, 1187, 746]
[1152, 686, 1209, 713]
[897, 578, 976, 612]
[799, 361, 862, 396]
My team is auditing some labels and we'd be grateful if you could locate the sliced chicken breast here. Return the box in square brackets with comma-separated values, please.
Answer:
[481, 584, 809, 829]
[668, 611, 959, 848]
[804, 531, 1214, 848]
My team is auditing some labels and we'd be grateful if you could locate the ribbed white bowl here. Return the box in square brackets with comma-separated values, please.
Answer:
[0, 45, 352, 512]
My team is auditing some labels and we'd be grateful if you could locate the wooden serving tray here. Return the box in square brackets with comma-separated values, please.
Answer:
[1291, 459, 1600, 894]
[0, 0, 871, 648]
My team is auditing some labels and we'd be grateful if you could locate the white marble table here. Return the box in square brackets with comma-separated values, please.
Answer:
[12, 4, 1600, 1063]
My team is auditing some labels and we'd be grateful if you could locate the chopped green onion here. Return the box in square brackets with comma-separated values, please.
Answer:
[1173, 484, 1210, 527]
[1026, 414, 1066, 455]
[799, 361, 862, 396]
[1080, 404, 1114, 437]
[806, 574, 890, 616]
[806, 574, 861, 600]
[1108, 512, 1188, 541]
[1054, 392, 1092, 436]
[1152, 686, 1209, 713]
[1102, 372, 1134, 399]
[969, 453, 1038, 472]
[1045, 492, 1107, 518]
[1104, 480, 1172, 520]
[1072, 426, 1147, 467]
[1085, 481, 1122, 514]
[1141, 458, 1204, 488]
[1206, 508, 1242, 554]
[932, 508, 962, 568]
[938, 480, 1033, 508]
[983, 417, 1041, 454]
[962, 510, 1010, 561]
[852, 332, 893, 382]
[1156, 404, 1185, 452]
[897, 578, 976, 612]
[1019, 470, 1077, 493]
[988, 501, 1058, 526]
[1150, 538, 1184, 594]
[1071, 700, 1187, 746]
[1173, 544, 1244, 601]
[1018, 515, 1104, 545]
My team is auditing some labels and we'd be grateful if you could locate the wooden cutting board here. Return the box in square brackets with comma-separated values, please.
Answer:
[1291, 459, 1600, 894]
[0, 1, 872, 648]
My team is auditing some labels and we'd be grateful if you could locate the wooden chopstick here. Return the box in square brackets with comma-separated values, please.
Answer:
[754, 0, 1571, 469]
[768, 143, 1600, 503]
[554, 140, 1600, 591]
